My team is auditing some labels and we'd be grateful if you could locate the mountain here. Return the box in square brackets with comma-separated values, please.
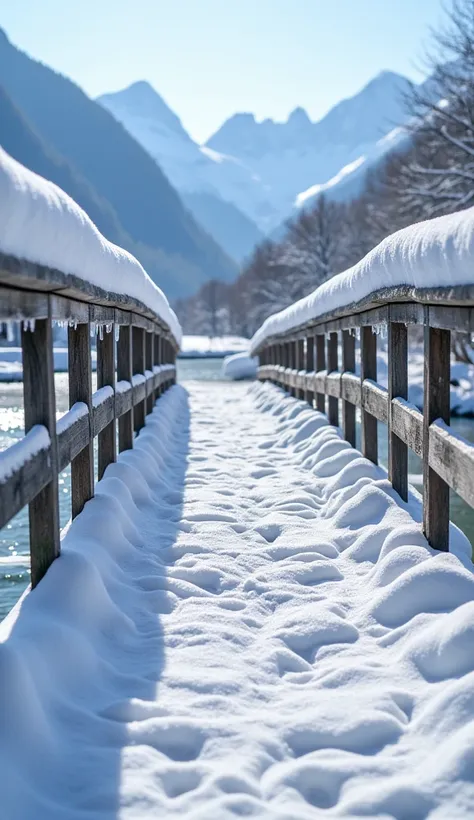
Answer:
[100, 72, 416, 237]
[0, 29, 237, 298]
[207, 71, 414, 229]
[98, 82, 267, 257]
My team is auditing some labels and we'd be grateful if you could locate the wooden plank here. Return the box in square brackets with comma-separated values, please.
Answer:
[132, 376, 147, 407]
[341, 372, 361, 407]
[117, 324, 134, 452]
[57, 405, 90, 472]
[306, 335, 314, 406]
[362, 380, 388, 424]
[96, 326, 116, 480]
[325, 372, 342, 398]
[51, 295, 89, 323]
[316, 335, 326, 412]
[132, 326, 146, 431]
[68, 322, 94, 519]
[391, 398, 423, 457]
[0, 438, 52, 530]
[22, 310, 60, 587]
[360, 325, 378, 464]
[92, 391, 115, 437]
[342, 330, 356, 446]
[388, 321, 408, 501]
[429, 421, 474, 508]
[0, 285, 49, 320]
[115, 383, 133, 418]
[423, 319, 451, 551]
[327, 332, 339, 426]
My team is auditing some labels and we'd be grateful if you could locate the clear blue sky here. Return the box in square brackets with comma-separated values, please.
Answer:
[2, 0, 445, 143]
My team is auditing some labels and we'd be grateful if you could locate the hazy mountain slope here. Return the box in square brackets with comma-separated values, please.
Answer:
[98, 82, 270, 247]
[0, 29, 237, 297]
[182, 191, 263, 263]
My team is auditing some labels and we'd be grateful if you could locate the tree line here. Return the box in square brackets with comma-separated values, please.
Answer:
[176, 0, 474, 352]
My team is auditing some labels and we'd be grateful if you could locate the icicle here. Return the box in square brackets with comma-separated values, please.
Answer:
[6, 320, 15, 342]
[98, 324, 104, 341]
[354, 327, 361, 341]
[105, 322, 113, 335]
[90, 322, 96, 338]
[115, 324, 120, 342]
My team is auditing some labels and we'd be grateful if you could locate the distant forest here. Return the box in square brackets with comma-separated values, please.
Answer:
[176, 0, 474, 353]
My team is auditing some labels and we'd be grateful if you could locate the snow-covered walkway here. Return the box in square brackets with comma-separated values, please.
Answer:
[2, 381, 474, 819]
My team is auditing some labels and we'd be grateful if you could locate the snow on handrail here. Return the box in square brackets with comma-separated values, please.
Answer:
[0, 147, 181, 346]
[250, 205, 474, 354]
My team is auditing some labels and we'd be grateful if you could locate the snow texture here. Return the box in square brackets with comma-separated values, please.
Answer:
[0, 424, 50, 482]
[250, 206, 474, 354]
[0, 148, 181, 345]
[222, 352, 258, 380]
[180, 335, 250, 358]
[1, 381, 474, 818]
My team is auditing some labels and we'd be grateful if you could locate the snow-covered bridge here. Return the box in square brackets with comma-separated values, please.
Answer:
[2, 149, 474, 818]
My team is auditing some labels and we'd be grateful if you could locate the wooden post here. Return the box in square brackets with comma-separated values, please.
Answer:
[327, 332, 339, 426]
[68, 321, 94, 519]
[361, 325, 378, 464]
[291, 340, 297, 397]
[133, 326, 146, 431]
[316, 334, 326, 413]
[297, 338, 305, 399]
[97, 323, 117, 479]
[284, 341, 290, 392]
[117, 323, 133, 452]
[22, 307, 60, 586]
[423, 314, 451, 551]
[146, 331, 153, 415]
[306, 335, 314, 407]
[156, 334, 163, 398]
[342, 330, 356, 446]
[388, 320, 408, 501]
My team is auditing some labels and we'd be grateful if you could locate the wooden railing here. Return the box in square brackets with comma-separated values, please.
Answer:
[0, 252, 179, 587]
[255, 287, 474, 552]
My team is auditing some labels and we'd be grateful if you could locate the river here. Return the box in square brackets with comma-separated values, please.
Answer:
[1, 357, 473, 621]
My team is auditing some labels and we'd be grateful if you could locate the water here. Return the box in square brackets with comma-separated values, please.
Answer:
[1, 358, 474, 621]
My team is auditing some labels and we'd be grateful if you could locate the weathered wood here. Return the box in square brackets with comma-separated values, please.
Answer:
[341, 372, 361, 407]
[117, 324, 134, 452]
[146, 331, 154, 414]
[391, 398, 423, 457]
[325, 372, 342, 398]
[327, 332, 339, 426]
[388, 321, 408, 501]
[306, 335, 314, 406]
[0, 438, 52, 530]
[316, 335, 326, 412]
[423, 320, 451, 551]
[362, 380, 388, 424]
[22, 310, 60, 587]
[429, 421, 474, 509]
[68, 322, 94, 519]
[132, 326, 146, 431]
[115, 383, 133, 419]
[297, 339, 305, 398]
[97, 325, 116, 480]
[342, 330, 356, 446]
[57, 405, 90, 472]
[360, 326, 378, 464]
[92, 391, 115, 438]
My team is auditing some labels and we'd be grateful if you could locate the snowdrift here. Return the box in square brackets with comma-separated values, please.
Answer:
[1, 380, 474, 817]
[0, 147, 181, 345]
[222, 352, 258, 380]
[250, 206, 474, 354]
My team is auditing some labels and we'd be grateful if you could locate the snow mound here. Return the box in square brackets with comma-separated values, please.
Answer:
[250, 206, 474, 354]
[222, 352, 258, 380]
[1, 380, 474, 817]
[0, 147, 181, 345]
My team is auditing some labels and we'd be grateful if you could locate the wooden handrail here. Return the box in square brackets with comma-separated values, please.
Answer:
[0, 255, 179, 587]
[256, 295, 474, 553]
